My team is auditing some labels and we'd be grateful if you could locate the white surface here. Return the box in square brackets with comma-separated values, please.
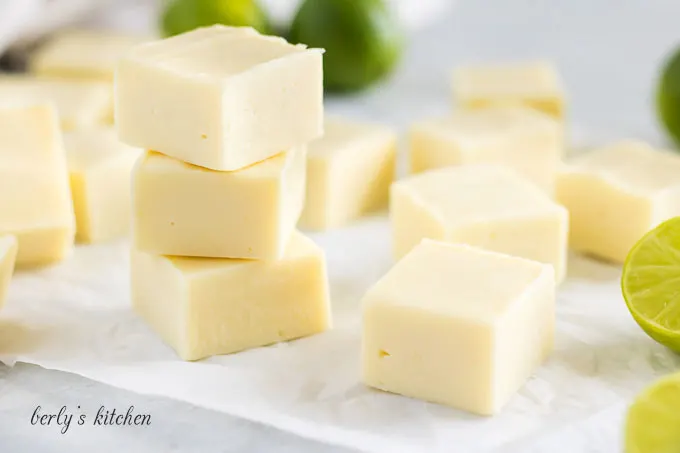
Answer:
[2, 0, 680, 452]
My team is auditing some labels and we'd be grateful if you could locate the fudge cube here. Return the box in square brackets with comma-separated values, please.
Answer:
[65, 127, 141, 243]
[30, 29, 150, 82]
[0, 76, 112, 130]
[133, 147, 306, 260]
[391, 165, 568, 282]
[299, 116, 397, 230]
[116, 25, 323, 171]
[556, 141, 680, 263]
[0, 104, 75, 267]
[452, 61, 565, 118]
[409, 106, 563, 193]
[132, 231, 332, 361]
[362, 239, 555, 415]
[0, 235, 18, 311]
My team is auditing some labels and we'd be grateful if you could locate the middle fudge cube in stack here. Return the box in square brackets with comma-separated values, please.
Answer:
[116, 25, 331, 361]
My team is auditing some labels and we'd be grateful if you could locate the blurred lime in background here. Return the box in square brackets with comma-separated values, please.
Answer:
[658, 46, 680, 148]
[161, 0, 273, 37]
[289, 0, 404, 93]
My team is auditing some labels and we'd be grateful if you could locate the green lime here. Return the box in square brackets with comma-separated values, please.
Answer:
[621, 216, 680, 353]
[625, 372, 680, 453]
[658, 47, 680, 148]
[289, 0, 404, 93]
[161, 0, 272, 37]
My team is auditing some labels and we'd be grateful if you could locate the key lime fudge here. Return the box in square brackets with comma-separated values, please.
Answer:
[0, 104, 75, 267]
[409, 106, 563, 193]
[0, 76, 112, 130]
[300, 116, 396, 230]
[116, 24, 323, 171]
[452, 61, 566, 118]
[30, 29, 150, 82]
[132, 232, 331, 361]
[391, 164, 568, 282]
[362, 239, 555, 415]
[0, 235, 18, 311]
[557, 140, 680, 263]
[65, 127, 141, 244]
[132, 147, 306, 260]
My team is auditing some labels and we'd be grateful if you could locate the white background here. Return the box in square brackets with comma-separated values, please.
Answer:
[2, 0, 680, 452]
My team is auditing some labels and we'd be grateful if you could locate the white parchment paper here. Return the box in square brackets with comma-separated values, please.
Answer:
[1, 216, 678, 453]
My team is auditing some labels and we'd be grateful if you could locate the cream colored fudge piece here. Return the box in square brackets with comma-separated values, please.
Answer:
[65, 127, 141, 243]
[0, 104, 75, 267]
[0, 235, 18, 311]
[452, 61, 566, 118]
[0, 76, 112, 130]
[132, 231, 332, 361]
[116, 25, 323, 171]
[299, 116, 397, 230]
[133, 147, 306, 260]
[409, 106, 563, 193]
[391, 165, 568, 282]
[362, 239, 554, 415]
[556, 140, 680, 263]
[30, 29, 150, 81]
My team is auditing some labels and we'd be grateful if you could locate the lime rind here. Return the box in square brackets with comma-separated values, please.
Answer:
[625, 372, 680, 453]
[622, 216, 680, 353]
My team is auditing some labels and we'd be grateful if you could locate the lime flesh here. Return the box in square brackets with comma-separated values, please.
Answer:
[625, 372, 680, 453]
[621, 216, 680, 353]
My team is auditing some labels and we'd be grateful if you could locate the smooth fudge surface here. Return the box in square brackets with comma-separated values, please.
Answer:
[300, 116, 396, 230]
[557, 140, 680, 262]
[133, 146, 306, 260]
[409, 106, 563, 193]
[0, 104, 75, 267]
[391, 164, 568, 282]
[362, 239, 555, 415]
[132, 231, 332, 361]
[30, 29, 150, 81]
[116, 25, 323, 171]
[0, 235, 18, 311]
[452, 61, 565, 118]
[0, 76, 112, 130]
[65, 127, 141, 243]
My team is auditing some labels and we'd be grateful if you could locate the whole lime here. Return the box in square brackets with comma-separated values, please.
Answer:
[161, 0, 272, 37]
[657, 46, 680, 148]
[289, 0, 404, 93]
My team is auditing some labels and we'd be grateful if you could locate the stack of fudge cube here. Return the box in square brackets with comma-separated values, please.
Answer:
[114, 25, 331, 361]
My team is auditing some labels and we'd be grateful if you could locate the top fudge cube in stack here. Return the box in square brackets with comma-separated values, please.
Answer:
[116, 25, 323, 171]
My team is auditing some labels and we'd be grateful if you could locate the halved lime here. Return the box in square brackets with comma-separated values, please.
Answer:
[621, 216, 680, 353]
[625, 372, 680, 453]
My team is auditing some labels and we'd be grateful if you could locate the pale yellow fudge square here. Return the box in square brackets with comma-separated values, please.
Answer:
[556, 140, 680, 263]
[299, 116, 397, 230]
[0, 76, 112, 130]
[116, 25, 323, 171]
[362, 239, 555, 415]
[0, 235, 18, 311]
[0, 104, 75, 267]
[409, 106, 563, 193]
[452, 61, 566, 118]
[133, 147, 306, 260]
[30, 29, 150, 82]
[132, 231, 332, 361]
[391, 165, 568, 282]
[65, 127, 141, 244]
